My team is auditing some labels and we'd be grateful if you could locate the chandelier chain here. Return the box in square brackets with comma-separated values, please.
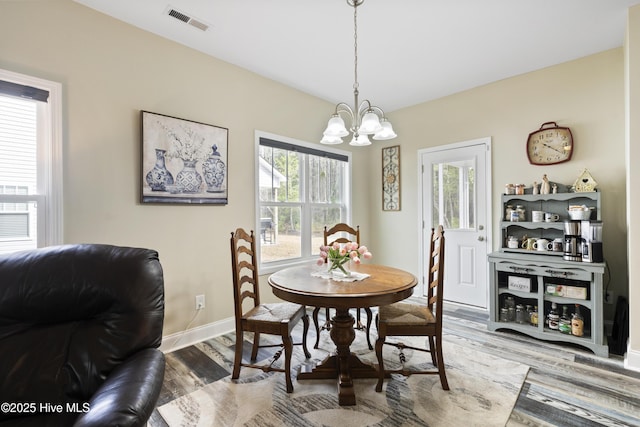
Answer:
[353, 2, 358, 92]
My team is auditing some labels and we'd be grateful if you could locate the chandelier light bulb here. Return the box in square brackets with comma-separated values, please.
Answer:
[358, 110, 383, 135]
[372, 119, 398, 140]
[323, 115, 349, 138]
[320, 134, 344, 145]
[349, 134, 371, 146]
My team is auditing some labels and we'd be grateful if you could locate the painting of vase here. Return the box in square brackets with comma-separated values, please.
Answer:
[141, 111, 229, 204]
[202, 144, 226, 193]
[145, 148, 174, 191]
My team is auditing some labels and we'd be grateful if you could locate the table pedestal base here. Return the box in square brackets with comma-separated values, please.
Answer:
[298, 308, 381, 406]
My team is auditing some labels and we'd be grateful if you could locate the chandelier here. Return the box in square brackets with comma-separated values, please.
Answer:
[320, 0, 397, 146]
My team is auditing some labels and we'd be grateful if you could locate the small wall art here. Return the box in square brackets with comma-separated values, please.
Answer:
[382, 145, 401, 211]
[141, 111, 228, 204]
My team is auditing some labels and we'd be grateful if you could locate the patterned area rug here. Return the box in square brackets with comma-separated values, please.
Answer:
[157, 326, 529, 426]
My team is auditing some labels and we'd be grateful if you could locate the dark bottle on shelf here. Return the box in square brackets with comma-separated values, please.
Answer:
[559, 305, 572, 334]
[548, 302, 559, 330]
[571, 304, 585, 337]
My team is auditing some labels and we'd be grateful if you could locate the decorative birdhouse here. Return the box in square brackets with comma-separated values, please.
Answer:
[573, 168, 598, 192]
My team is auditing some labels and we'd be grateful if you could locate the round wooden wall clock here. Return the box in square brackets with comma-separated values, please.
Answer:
[526, 122, 573, 165]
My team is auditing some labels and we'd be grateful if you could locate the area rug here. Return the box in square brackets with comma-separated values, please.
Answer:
[157, 330, 529, 426]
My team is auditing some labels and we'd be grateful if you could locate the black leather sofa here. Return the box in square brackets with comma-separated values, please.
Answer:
[0, 244, 166, 427]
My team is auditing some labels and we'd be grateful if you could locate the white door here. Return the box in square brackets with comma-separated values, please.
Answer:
[419, 138, 491, 308]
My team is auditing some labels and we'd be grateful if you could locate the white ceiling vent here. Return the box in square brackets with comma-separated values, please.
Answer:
[165, 6, 209, 32]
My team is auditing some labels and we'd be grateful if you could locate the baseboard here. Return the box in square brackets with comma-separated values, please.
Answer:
[160, 316, 235, 353]
[624, 341, 640, 373]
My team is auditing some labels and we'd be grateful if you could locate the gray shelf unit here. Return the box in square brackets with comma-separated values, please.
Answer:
[500, 192, 601, 255]
[487, 252, 607, 356]
[490, 190, 606, 356]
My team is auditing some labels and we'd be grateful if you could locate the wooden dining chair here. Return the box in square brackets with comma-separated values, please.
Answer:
[374, 225, 449, 392]
[230, 228, 311, 393]
[312, 223, 373, 350]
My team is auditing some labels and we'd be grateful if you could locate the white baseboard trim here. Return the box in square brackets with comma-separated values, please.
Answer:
[160, 317, 235, 353]
[624, 341, 640, 373]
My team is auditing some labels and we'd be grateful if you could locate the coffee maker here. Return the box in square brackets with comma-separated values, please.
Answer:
[581, 220, 604, 263]
[563, 220, 582, 261]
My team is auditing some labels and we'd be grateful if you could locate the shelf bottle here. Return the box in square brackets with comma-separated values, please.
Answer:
[571, 305, 584, 337]
[548, 302, 559, 330]
[559, 305, 572, 334]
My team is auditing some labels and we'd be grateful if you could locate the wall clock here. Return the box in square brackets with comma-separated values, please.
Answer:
[526, 122, 573, 165]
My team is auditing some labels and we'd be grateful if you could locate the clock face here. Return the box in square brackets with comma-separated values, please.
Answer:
[526, 125, 573, 165]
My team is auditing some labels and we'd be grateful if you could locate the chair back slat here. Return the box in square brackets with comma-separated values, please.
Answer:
[324, 223, 360, 248]
[230, 228, 260, 320]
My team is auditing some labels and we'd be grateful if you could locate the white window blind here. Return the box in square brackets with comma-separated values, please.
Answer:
[0, 69, 62, 254]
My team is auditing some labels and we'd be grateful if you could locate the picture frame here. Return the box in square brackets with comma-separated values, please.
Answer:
[382, 145, 401, 211]
[141, 111, 229, 204]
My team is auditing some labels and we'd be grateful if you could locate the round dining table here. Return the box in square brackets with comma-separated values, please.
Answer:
[268, 263, 417, 406]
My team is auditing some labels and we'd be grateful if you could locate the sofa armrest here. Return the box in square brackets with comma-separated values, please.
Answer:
[73, 348, 165, 427]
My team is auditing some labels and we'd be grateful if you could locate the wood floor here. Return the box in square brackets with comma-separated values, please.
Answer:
[152, 303, 640, 427]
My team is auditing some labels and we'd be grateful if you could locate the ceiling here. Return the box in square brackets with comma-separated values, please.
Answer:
[73, 0, 640, 112]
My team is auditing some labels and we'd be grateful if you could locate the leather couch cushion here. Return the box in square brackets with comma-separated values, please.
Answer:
[0, 244, 164, 415]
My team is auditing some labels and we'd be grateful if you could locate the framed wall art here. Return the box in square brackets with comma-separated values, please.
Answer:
[382, 145, 400, 211]
[141, 111, 229, 204]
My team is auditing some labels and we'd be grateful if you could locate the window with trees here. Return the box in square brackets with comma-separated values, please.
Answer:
[431, 159, 475, 230]
[256, 133, 351, 271]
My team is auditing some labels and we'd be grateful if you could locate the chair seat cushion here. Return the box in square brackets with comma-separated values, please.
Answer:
[379, 302, 435, 326]
[244, 302, 303, 324]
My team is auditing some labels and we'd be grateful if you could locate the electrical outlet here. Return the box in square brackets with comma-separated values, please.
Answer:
[604, 290, 615, 305]
[195, 294, 205, 310]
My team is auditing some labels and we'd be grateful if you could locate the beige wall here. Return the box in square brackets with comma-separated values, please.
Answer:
[626, 6, 640, 370]
[1, 0, 635, 365]
[0, 0, 368, 336]
[370, 49, 628, 323]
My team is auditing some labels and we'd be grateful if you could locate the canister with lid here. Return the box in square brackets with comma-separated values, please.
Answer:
[505, 205, 515, 221]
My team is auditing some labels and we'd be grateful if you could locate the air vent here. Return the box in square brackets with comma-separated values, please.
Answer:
[165, 6, 210, 32]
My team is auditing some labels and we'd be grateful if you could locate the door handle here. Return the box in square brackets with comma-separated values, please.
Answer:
[478, 236, 485, 241]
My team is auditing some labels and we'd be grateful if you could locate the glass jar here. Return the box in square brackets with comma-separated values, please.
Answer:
[571, 305, 584, 337]
[505, 205, 515, 221]
[505, 296, 516, 310]
[530, 306, 539, 326]
[515, 184, 525, 195]
[559, 305, 572, 334]
[505, 184, 515, 195]
[516, 205, 526, 222]
[499, 307, 509, 322]
[548, 302, 559, 330]
[516, 304, 527, 324]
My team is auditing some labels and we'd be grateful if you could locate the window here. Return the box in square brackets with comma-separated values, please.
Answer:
[0, 69, 63, 254]
[431, 159, 475, 230]
[256, 132, 351, 272]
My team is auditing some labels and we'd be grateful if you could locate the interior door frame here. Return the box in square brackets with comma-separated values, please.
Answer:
[417, 137, 493, 302]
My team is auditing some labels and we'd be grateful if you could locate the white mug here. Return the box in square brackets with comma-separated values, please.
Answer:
[533, 238, 552, 251]
[545, 212, 560, 222]
[532, 211, 545, 222]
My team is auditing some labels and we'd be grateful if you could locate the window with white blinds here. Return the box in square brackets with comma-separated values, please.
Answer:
[0, 69, 62, 254]
[255, 131, 352, 272]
